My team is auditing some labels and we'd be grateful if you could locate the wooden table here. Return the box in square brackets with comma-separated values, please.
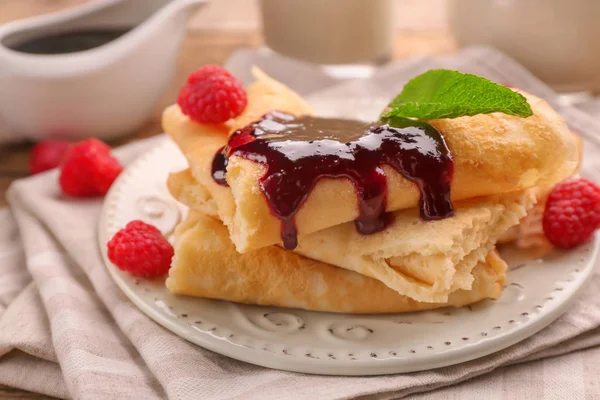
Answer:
[0, 1, 456, 398]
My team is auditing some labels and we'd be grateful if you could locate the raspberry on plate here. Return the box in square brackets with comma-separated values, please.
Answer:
[107, 220, 174, 278]
[177, 64, 247, 124]
[29, 140, 71, 175]
[543, 178, 600, 249]
[59, 138, 123, 197]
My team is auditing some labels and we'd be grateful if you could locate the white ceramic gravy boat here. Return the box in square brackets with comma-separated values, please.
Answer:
[0, 0, 206, 141]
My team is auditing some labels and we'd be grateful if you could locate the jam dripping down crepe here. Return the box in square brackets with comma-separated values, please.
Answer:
[164, 68, 579, 254]
[212, 111, 454, 250]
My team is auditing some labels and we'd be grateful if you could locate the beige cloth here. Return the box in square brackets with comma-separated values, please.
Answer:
[1, 47, 600, 399]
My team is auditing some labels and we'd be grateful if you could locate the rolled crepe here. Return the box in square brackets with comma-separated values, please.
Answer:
[164, 69, 579, 253]
[166, 211, 507, 314]
[169, 168, 533, 302]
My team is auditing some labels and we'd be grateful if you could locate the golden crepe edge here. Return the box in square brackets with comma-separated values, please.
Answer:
[166, 211, 507, 314]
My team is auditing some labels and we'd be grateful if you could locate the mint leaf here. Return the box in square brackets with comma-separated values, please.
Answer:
[383, 69, 533, 120]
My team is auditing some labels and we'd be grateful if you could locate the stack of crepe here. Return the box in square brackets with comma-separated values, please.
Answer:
[163, 68, 580, 314]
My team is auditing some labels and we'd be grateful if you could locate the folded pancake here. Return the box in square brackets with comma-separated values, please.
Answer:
[169, 168, 534, 302]
[164, 69, 580, 253]
[167, 211, 507, 314]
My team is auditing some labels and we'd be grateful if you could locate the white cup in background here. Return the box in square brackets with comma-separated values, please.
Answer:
[260, 0, 394, 70]
[448, 0, 600, 93]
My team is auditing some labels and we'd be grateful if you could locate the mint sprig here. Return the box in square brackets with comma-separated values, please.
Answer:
[382, 69, 533, 121]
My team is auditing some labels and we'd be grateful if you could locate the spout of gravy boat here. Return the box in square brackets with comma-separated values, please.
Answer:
[0, 0, 207, 140]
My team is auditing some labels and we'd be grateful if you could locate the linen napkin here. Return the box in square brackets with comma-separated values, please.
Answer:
[1, 47, 600, 400]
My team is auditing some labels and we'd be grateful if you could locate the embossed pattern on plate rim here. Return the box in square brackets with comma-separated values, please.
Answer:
[98, 135, 599, 376]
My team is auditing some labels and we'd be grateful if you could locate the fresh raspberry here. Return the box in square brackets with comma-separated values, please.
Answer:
[177, 65, 247, 123]
[107, 220, 174, 278]
[59, 138, 123, 197]
[29, 140, 71, 174]
[543, 178, 600, 248]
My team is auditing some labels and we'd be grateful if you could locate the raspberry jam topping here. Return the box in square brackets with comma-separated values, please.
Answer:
[212, 111, 454, 250]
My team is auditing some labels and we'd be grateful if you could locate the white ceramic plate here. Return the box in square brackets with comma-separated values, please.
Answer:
[99, 101, 598, 376]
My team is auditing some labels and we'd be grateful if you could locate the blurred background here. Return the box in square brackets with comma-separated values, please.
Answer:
[0, 0, 598, 207]
[0, 0, 453, 125]
[0, 0, 449, 34]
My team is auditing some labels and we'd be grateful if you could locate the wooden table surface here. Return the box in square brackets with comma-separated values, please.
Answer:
[0, 1, 456, 398]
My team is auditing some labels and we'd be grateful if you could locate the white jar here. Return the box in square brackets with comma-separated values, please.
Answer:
[448, 0, 600, 92]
